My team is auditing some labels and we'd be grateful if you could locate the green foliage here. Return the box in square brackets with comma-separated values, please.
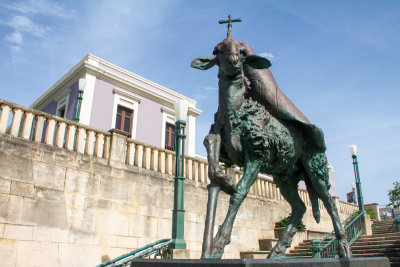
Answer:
[275, 214, 306, 231]
[347, 208, 376, 225]
[388, 181, 400, 208]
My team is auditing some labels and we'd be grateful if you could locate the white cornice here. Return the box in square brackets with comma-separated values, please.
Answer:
[86, 54, 198, 106]
[31, 53, 202, 117]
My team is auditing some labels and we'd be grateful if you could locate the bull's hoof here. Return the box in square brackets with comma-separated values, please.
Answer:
[268, 249, 286, 259]
[211, 171, 236, 195]
[338, 240, 352, 258]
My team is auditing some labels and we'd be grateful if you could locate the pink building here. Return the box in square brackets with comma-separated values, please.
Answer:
[31, 54, 201, 156]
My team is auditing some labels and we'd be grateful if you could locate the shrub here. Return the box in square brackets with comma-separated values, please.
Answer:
[275, 214, 306, 231]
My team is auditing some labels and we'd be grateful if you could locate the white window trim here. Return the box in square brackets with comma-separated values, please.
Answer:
[55, 89, 71, 118]
[111, 88, 141, 139]
[161, 107, 176, 150]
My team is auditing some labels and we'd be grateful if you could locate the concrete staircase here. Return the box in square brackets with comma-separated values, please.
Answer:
[241, 220, 400, 266]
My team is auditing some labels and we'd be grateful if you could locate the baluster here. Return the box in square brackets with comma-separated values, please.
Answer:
[21, 112, 34, 139]
[144, 147, 151, 169]
[55, 121, 66, 148]
[75, 127, 86, 153]
[199, 162, 205, 183]
[126, 142, 135, 165]
[34, 115, 46, 142]
[151, 149, 159, 171]
[159, 151, 165, 173]
[94, 133, 105, 157]
[135, 144, 144, 168]
[44, 118, 56, 145]
[186, 159, 193, 180]
[0, 104, 11, 133]
[85, 130, 95, 155]
[194, 160, 199, 182]
[172, 154, 176, 175]
[166, 152, 173, 175]
[10, 109, 23, 136]
[256, 179, 261, 196]
[65, 124, 76, 150]
[103, 135, 110, 159]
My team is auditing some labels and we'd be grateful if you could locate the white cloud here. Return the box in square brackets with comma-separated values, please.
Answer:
[5, 0, 75, 18]
[4, 31, 23, 44]
[8, 15, 49, 37]
[258, 52, 276, 60]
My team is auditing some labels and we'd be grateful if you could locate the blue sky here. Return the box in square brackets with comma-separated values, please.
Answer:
[1, 0, 399, 207]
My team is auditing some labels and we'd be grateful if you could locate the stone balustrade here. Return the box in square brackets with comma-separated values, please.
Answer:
[0, 98, 356, 215]
[0, 99, 111, 159]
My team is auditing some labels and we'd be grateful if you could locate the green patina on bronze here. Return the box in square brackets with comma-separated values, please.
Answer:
[192, 16, 351, 259]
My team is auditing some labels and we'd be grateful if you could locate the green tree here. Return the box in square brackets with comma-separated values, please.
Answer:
[388, 181, 400, 208]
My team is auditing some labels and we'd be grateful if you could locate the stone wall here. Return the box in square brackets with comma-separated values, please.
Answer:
[0, 100, 357, 266]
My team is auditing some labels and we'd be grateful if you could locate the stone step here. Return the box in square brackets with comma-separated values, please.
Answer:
[353, 242, 400, 248]
[352, 247, 400, 254]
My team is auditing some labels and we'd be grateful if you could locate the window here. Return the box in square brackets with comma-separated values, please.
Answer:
[115, 105, 133, 136]
[165, 123, 175, 151]
[57, 105, 66, 118]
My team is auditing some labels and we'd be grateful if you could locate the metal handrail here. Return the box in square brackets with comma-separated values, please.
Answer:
[319, 210, 358, 244]
[319, 211, 364, 258]
[96, 239, 173, 267]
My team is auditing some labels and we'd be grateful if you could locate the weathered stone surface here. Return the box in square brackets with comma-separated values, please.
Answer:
[4, 224, 33, 240]
[135, 183, 159, 206]
[32, 226, 69, 243]
[97, 211, 130, 236]
[67, 208, 96, 233]
[34, 186, 65, 202]
[68, 230, 98, 245]
[0, 152, 33, 182]
[0, 239, 17, 267]
[15, 240, 58, 267]
[98, 234, 117, 247]
[129, 214, 157, 238]
[0, 194, 23, 224]
[32, 161, 66, 191]
[65, 169, 100, 195]
[101, 176, 132, 203]
[21, 198, 68, 228]
[117, 235, 138, 249]
[0, 178, 11, 194]
[10, 181, 34, 197]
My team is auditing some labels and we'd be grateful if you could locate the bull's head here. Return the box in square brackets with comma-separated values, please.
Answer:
[191, 38, 272, 77]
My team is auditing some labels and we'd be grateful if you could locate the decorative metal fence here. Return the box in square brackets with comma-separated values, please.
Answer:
[96, 239, 173, 267]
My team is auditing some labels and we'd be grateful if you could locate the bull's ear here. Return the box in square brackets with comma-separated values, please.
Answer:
[191, 57, 217, 70]
[244, 55, 271, 69]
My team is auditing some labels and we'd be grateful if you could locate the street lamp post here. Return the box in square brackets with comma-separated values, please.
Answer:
[349, 145, 365, 213]
[170, 99, 188, 249]
[74, 78, 86, 122]
[352, 183, 357, 205]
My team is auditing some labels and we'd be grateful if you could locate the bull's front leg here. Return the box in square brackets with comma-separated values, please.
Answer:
[204, 134, 236, 195]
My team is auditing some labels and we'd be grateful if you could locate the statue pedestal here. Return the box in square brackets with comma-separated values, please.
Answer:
[130, 257, 389, 266]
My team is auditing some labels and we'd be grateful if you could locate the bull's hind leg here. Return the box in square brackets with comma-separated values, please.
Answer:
[208, 158, 260, 258]
[268, 174, 306, 259]
[303, 149, 351, 258]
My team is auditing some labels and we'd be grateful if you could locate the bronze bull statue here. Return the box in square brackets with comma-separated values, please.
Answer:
[191, 35, 351, 259]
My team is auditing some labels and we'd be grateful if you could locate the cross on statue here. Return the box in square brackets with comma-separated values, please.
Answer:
[219, 15, 242, 38]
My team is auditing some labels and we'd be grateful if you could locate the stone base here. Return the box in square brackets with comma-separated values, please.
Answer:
[130, 257, 389, 267]
[168, 249, 190, 259]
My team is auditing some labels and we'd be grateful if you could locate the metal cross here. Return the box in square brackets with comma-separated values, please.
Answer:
[219, 15, 242, 38]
